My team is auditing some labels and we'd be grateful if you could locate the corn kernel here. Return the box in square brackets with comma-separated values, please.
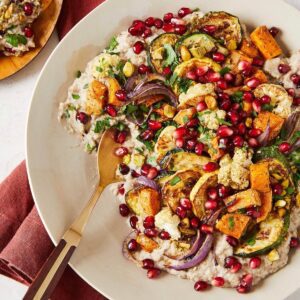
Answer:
[272, 173, 282, 180]
[245, 118, 252, 128]
[281, 190, 287, 196]
[180, 46, 192, 62]
[205, 95, 217, 110]
[282, 179, 289, 188]
[275, 200, 286, 208]
[267, 249, 280, 262]
[278, 208, 286, 217]
[179, 242, 191, 249]
[227, 39, 237, 50]
[133, 154, 145, 167]
[296, 193, 300, 207]
[163, 104, 176, 118]
[243, 101, 252, 113]
[123, 61, 135, 78]
[123, 154, 131, 165]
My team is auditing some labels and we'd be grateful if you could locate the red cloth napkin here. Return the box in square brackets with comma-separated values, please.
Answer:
[0, 0, 107, 299]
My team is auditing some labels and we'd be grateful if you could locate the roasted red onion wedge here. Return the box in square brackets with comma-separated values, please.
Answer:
[282, 111, 300, 142]
[136, 176, 160, 191]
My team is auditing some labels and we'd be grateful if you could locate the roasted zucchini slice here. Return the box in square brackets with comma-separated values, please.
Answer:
[149, 33, 179, 73]
[234, 214, 290, 257]
[196, 11, 242, 50]
[162, 170, 201, 212]
[190, 171, 218, 219]
[154, 126, 177, 162]
[160, 150, 211, 173]
[176, 32, 229, 59]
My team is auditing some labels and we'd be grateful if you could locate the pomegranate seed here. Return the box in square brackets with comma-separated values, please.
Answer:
[147, 268, 161, 279]
[142, 259, 155, 269]
[163, 12, 174, 23]
[212, 52, 225, 62]
[246, 207, 261, 218]
[206, 71, 221, 83]
[141, 164, 151, 176]
[217, 125, 234, 138]
[148, 120, 162, 131]
[127, 239, 138, 251]
[186, 139, 197, 150]
[115, 89, 127, 101]
[218, 185, 230, 198]
[237, 123, 247, 135]
[142, 28, 152, 38]
[261, 95, 271, 104]
[246, 77, 261, 89]
[202, 25, 217, 34]
[269, 26, 280, 37]
[231, 103, 240, 111]
[180, 198, 192, 210]
[201, 224, 213, 234]
[203, 162, 218, 172]
[144, 228, 158, 238]
[76, 112, 89, 124]
[290, 73, 300, 85]
[207, 187, 218, 200]
[249, 257, 262, 269]
[278, 142, 291, 154]
[173, 127, 187, 139]
[273, 183, 283, 195]
[176, 206, 186, 219]
[241, 274, 253, 287]
[220, 99, 232, 111]
[238, 60, 251, 71]
[114, 147, 129, 157]
[205, 200, 218, 210]
[133, 19, 144, 26]
[217, 79, 228, 90]
[140, 129, 154, 141]
[278, 63, 291, 74]
[138, 64, 151, 74]
[293, 97, 300, 106]
[236, 285, 249, 294]
[23, 26, 33, 38]
[162, 23, 175, 33]
[175, 138, 184, 148]
[196, 101, 208, 112]
[248, 138, 259, 148]
[249, 128, 262, 137]
[230, 262, 242, 273]
[133, 20, 146, 34]
[175, 25, 187, 35]
[162, 66, 172, 76]
[159, 230, 171, 240]
[233, 136, 244, 147]
[147, 167, 158, 179]
[129, 216, 138, 229]
[226, 236, 238, 247]
[287, 88, 295, 97]
[128, 26, 139, 36]
[188, 129, 198, 139]
[133, 41, 145, 54]
[186, 118, 199, 128]
[252, 57, 264, 67]
[118, 184, 125, 195]
[190, 217, 200, 229]
[145, 17, 155, 27]
[212, 277, 225, 287]
[115, 131, 127, 144]
[119, 204, 130, 217]
[290, 237, 299, 248]
[105, 104, 117, 117]
[186, 70, 197, 81]
[224, 256, 238, 268]
[178, 7, 192, 18]
[243, 91, 254, 102]
[23, 2, 33, 15]
[252, 99, 262, 113]
[143, 216, 155, 229]
[119, 163, 130, 175]
[194, 281, 209, 292]
[224, 72, 235, 82]
[170, 17, 186, 26]
[195, 66, 209, 77]
[195, 143, 204, 155]
[154, 18, 163, 29]
[228, 110, 240, 124]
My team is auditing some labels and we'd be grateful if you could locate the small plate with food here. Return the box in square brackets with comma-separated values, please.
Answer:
[0, 0, 63, 80]
[26, 0, 300, 299]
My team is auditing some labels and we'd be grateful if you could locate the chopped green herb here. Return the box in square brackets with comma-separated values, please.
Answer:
[252, 111, 258, 118]
[76, 70, 82, 78]
[169, 176, 181, 186]
[153, 102, 163, 109]
[147, 156, 157, 165]
[135, 147, 144, 154]
[72, 94, 80, 100]
[83, 83, 89, 89]
[143, 140, 155, 152]
[286, 186, 295, 195]
[167, 73, 178, 86]
[6, 34, 27, 47]
[183, 116, 189, 124]
[125, 104, 139, 114]
[228, 216, 235, 230]
[163, 44, 179, 68]
[217, 117, 232, 126]
[106, 36, 119, 53]
[220, 67, 231, 76]
[177, 77, 193, 94]
[96, 66, 103, 72]
[246, 236, 256, 246]
[140, 104, 150, 113]
[94, 117, 111, 133]
[273, 194, 284, 200]
[86, 143, 96, 152]
[290, 131, 300, 144]
[231, 91, 244, 103]
[262, 104, 274, 112]
[114, 122, 126, 131]
[238, 208, 247, 214]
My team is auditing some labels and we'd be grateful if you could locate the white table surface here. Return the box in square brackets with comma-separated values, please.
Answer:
[0, 1, 299, 298]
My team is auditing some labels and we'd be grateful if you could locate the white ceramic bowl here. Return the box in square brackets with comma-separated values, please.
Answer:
[26, 0, 300, 299]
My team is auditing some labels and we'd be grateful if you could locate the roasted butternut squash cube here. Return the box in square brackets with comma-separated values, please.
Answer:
[208, 137, 225, 161]
[136, 234, 158, 252]
[173, 108, 196, 125]
[257, 191, 273, 223]
[224, 189, 261, 213]
[250, 26, 282, 59]
[240, 38, 259, 58]
[216, 213, 251, 239]
[125, 187, 161, 217]
[86, 80, 107, 115]
[106, 77, 123, 107]
[252, 69, 268, 83]
[250, 162, 270, 193]
[253, 111, 284, 140]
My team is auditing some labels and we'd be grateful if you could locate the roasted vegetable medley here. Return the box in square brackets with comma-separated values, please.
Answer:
[59, 6, 300, 294]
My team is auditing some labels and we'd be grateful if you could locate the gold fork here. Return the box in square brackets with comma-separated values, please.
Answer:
[23, 129, 122, 300]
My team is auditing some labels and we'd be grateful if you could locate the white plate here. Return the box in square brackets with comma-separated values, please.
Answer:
[26, 0, 300, 299]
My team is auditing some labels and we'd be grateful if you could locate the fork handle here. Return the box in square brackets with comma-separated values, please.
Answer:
[23, 235, 78, 300]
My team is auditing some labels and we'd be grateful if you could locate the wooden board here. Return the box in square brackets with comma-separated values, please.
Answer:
[0, 0, 63, 81]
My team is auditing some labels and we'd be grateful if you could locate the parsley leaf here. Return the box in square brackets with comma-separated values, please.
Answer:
[228, 216, 235, 230]
[231, 91, 244, 103]
[6, 34, 27, 47]
[262, 104, 274, 112]
[76, 70, 82, 78]
[94, 117, 111, 133]
[220, 67, 231, 76]
[72, 94, 80, 100]
[217, 117, 232, 126]
[106, 36, 119, 53]
[169, 176, 181, 186]
[162, 44, 178, 68]
[177, 77, 193, 94]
